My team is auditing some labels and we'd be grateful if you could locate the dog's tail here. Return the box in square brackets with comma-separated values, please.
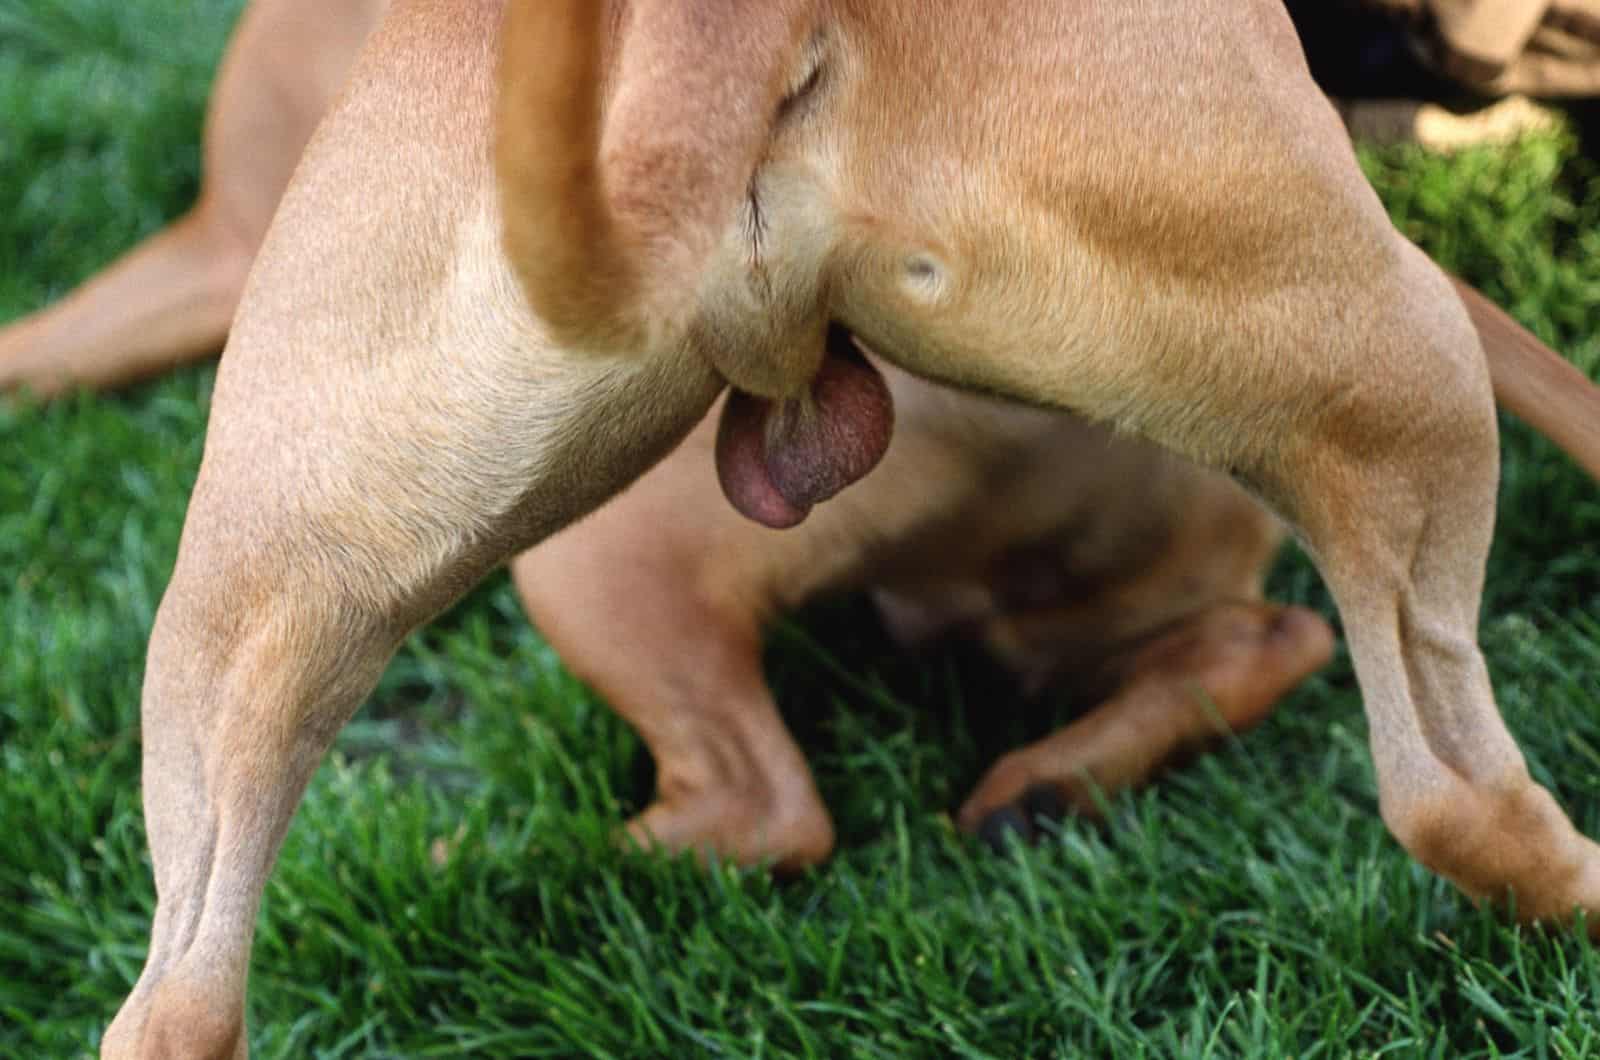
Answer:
[1454, 279, 1600, 482]
[495, 0, 816, 354]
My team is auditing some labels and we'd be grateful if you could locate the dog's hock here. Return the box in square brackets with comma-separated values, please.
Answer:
[715, 330, 893, 528]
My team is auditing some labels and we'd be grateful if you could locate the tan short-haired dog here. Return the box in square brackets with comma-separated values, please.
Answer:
[35, 1, 1594, 1056]
[0, 0, 1336, 858]
[0, 4, 1339, 1051]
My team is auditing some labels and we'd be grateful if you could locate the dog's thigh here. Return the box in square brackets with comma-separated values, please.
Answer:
[102, 5, 718, 1058]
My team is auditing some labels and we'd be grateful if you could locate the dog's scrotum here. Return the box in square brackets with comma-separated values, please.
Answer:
[715, 327, 893, 527]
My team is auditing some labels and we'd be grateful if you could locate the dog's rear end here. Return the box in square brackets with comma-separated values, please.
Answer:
[497, 0, 1600, 932]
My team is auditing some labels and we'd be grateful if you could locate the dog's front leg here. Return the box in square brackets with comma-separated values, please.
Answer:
[510, 422, 838, 874]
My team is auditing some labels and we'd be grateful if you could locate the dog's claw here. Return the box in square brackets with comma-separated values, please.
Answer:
[977, 804, 1035, 851]
[977, 784, 1071, 853]
[1020, 784, 1069, 823]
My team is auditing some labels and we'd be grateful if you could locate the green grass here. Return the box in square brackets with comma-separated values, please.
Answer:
[3, 2, 1600, 1055]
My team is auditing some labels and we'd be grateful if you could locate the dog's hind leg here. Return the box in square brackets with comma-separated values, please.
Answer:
[0, 0, 383, 396]
[970, 238, 1600, 921]
[100, 4, 719, 1056]
[103, 322, 717, 1060]
[1256, 244, 1600, 928]
[810, 0, 1600, 928]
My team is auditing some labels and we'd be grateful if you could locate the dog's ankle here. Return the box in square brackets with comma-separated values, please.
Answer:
[103, 975, 245, 1060]
[1382, 768, 1600, 925]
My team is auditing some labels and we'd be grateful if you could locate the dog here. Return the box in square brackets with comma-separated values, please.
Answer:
[495, 0, 1600, 941]
[495, 0, 1599, 933]
[17, 0, 1585, 1055]
[2, 0, 1337, 889]
[5, 0, 1587, 873]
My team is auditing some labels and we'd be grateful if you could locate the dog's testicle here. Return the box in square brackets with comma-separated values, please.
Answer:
[715, 329, 893, 528]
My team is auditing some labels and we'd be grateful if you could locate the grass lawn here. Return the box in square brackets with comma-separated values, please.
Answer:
[4, 1, 1600, 1056]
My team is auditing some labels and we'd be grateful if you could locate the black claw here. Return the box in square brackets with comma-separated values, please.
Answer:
[977, 805, 1034, 852]
[1020, 784, 1068, 823]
